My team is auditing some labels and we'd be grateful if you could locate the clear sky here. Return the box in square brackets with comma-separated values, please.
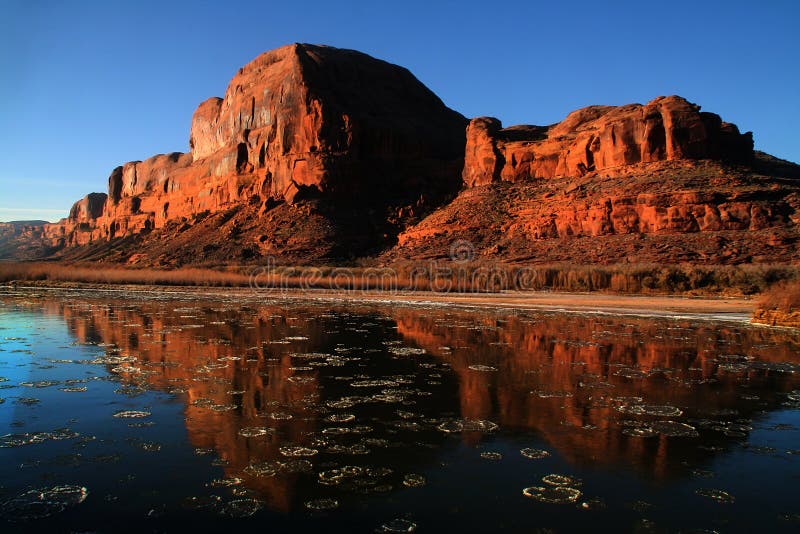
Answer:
[1, 0, 798, 222]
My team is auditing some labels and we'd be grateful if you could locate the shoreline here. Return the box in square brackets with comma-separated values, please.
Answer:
[0, 283, 756, 323]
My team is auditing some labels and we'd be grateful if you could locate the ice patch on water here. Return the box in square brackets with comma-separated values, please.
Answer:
[542, 474, 581, 487]
[1, 485, 88, 521]
[437, 419, 498, 433]
[377, 518, 417, 532]
[279, 446, 318, 457]
[402, 474, 426, 487]
[218, 498, 263, 518]
[650, 421, 699, 438]
[244, 462, 278, 477]
[208, 477, 243, 487]
[695, 488, 735, 503]
[327, 413, 356, 423]
[287, 376, 315, 385]
[351, 379, 399, 388]
[0, 428, 80, 448]
[622, 427, 658, 438]
[238, 427, 273, 438]
[113, 410, 151, 419]
[304, 498, 339, 511]
[19, 380, 60, 388]
[468, 365, 498, 372]
[616, 404, 683, 417]
[210, 404, 238, 412]
[520, 448, 551, 459]
[522, 485, 581, 504]
[388, 347, 426, 357]
[531, 390, 574, 399]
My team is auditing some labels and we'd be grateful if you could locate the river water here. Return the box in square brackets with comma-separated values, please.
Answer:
[1, 289, 799, 532]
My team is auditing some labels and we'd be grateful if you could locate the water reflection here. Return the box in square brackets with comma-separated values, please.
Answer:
[2, 292, 800, 531]
[394, 311, 800, 477]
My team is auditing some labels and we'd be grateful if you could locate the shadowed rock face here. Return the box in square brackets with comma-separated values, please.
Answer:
[463, 96, 754, 187]
[69, 193, 107, 222]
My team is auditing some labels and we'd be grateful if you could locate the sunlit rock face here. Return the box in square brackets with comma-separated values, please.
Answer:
[188, 44, 466, 202]
[462, 96, 754, 187]
[42, 43, 467, 252]
[393, 154, 800, 265]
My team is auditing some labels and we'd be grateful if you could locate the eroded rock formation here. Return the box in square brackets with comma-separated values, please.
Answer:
[463, 96, 754, 187]
[392, 157, 800, 264]
[41, 43, 467, 255]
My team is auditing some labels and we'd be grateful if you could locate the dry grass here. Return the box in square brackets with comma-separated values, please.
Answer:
[0, 262, 251, 287]
[752, 279, 800, 327]
[758, 280, 800, 313]
[1, 261, 797, 296]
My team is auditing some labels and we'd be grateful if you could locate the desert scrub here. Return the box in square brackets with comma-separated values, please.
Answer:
[752, 280, 800, 327]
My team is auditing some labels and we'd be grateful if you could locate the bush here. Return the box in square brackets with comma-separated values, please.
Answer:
[758, 280, 800, 313]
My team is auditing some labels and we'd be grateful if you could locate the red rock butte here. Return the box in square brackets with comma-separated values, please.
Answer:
[40, 43, 468, 257]
[462, 95, 753, 187]
[3, 43, 800, 265]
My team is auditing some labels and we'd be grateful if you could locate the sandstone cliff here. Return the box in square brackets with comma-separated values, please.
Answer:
[462, 96, 753, 187]
[40, 43, 467, 261]
[391, 97, 799, 265]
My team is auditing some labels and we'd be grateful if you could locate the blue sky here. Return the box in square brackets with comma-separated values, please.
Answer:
[1, 0, 798, 222]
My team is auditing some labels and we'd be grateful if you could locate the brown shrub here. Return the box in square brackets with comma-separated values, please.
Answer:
[758, 280, 800, 313]
[1, 261, 797, 296]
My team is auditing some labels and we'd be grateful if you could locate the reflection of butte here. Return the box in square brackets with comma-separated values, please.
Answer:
[27, 297, 800, 491]
[393, 310, 800, 480]
[41, 299, 331, 512]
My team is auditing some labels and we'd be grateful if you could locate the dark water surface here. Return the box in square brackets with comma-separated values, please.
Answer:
[1, 289, 799, 533]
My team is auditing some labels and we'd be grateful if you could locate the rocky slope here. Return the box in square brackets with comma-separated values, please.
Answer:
[6, 45, 800, 266]
[390, 155, 800, 264]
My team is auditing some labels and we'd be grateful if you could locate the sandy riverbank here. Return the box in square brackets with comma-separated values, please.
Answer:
[0, 283, 755, 322]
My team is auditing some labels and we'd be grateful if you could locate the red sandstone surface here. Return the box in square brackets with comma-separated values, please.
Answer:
[2, 44, 799, 266]
[462, 96, 753, 187]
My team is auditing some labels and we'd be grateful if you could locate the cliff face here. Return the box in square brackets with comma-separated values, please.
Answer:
[393, 98, 800, 265]
[462, 96, 754, 187]
[187, 44, 466, 202]
[392, 157, 800, 264]
[41, 43, 467, 258]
